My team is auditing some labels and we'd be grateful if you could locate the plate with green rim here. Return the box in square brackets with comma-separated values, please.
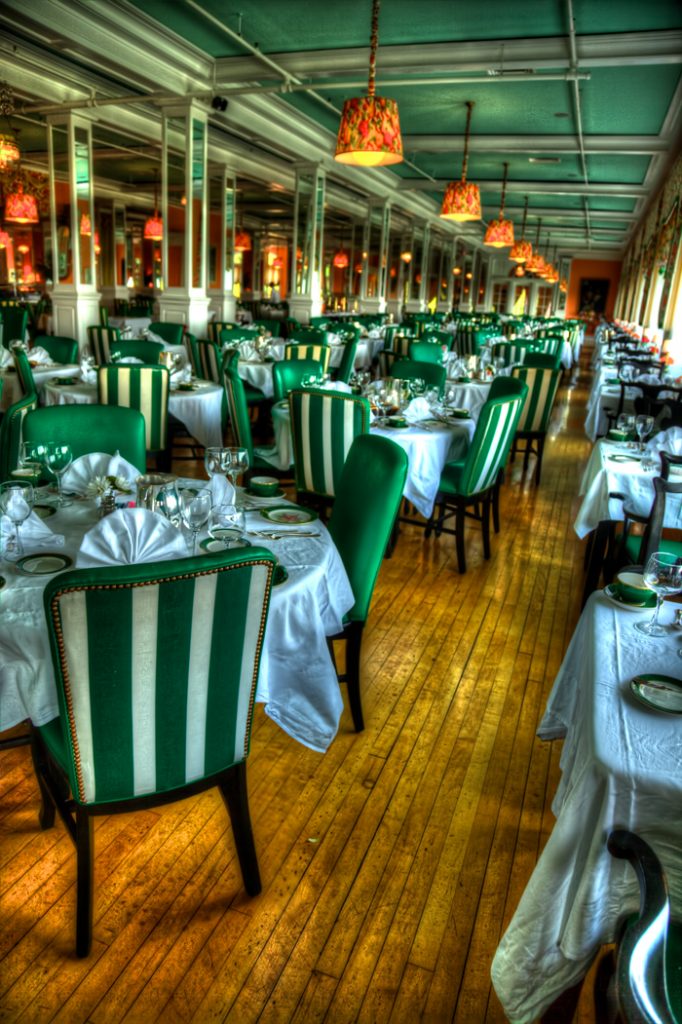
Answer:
[603, 584, 655, 611]
[443, 408, 471, 419]
[260, 506, 318, 524]
[273, 563, 289, 586]
[630, 674, 682, 714]
[200, 533, 251, 553]
[50, 377, 79, 386]
[16, 552, 72, 576]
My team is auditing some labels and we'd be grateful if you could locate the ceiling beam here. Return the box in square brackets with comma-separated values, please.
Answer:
[401, 135, 669, 155]
[481, 206, 635, 223]
[397, 180, 649, 197]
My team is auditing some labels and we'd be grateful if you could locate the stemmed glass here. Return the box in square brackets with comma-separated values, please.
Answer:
[42, 443, 73, 507]
[635, 414, 654, 452]
[0, 481, 35, 561]
[179, 489, 212, 556]
[616, 413, 635, 441]
[204, 446, 228, 481]
[209, 504, 246, 549]
[635, 552, 682, 637]
[224, 448, 250, 488]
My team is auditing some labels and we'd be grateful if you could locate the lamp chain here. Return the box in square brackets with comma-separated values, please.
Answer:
[367, 0, 380, 98]
[521, 195, 528, 238]
[461, 101, 474, 182]
[499, 161, 508, 218]
[534, 216, 542, 248]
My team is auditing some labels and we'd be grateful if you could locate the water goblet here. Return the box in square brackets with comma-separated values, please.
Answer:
[0, 481, 34, 561]
[43, 443, 73, 507]
[204, 446, 228, 481]
[410, 377, 426, 397]
[209, 503, 246, 549]
[224, 447, 250, 488]
[635, 552, 682, 637]
[157, 482, 181, 526]
[179, 488, 212, 556]
[635, 414, 654, 452]
[616, 413, 635, 440]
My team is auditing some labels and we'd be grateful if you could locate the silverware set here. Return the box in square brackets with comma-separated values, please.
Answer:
[247, 530, 321, 540]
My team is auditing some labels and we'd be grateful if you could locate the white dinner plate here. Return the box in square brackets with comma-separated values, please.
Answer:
[630, 674, 682, 715]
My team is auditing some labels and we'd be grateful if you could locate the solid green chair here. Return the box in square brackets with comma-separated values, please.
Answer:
[11, 346, 36, 397]
[272, 359, 324, 402]
[33, 335, 79, 364]
[288, 388, 371, 506]
[327, 434, 409, 731]
[98, 364, 170, 464]
[391, 359, 446, 396]
[87, 324, 121, 365]
[487, 376, 528, 401]
[0, 391, 38, 479]
[408, 339, 445, 365]
[24, 405, 147, 472]
[426, 389, 527, 573]
[509, 365, 562, 484]
[31, 545, 277, 956]
[332, 335, 360, 384]
[109, 339, 164, 363]
[291, 327, 329, 345]
[148, 321, 183, 345]
[310, 316, 332, 329]
[253, 319, 281, 337]
[285, 343, 331, 373]
[222, 349, 282, 473]
[1, 306, 28, 348]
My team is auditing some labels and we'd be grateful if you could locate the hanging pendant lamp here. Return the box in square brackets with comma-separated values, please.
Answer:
[0, 83, 20, 171]
[484, 162, 514, 247]
[525, 219, 544, 275]
[440, 101, 481, 222]
[0, 229, 10, 248]
[234, 228, 252, 252]
[333, 247, 349, 269]
[509, 195, 532, 264]
[5, 181, 38, 224]
[144, 176, 163, 241]
[80, 213, 92, 236]
[335, 0, 403, 167]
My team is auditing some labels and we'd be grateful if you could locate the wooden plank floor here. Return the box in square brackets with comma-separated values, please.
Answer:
[0, 351, 601, 1023]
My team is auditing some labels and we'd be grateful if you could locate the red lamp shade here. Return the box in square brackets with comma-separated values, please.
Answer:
[559, 277, 568, 293]
[144, 215, 163, 241]
[94, 231, 101, 255]
[484, 217, 515, 248]
[272, 256, 283, 270]
[400, 250, 412, 263]
[0, 230, 11, 248]
[5, 184, 39, 224]
[335, 96, 403, 167]
[0, 132, 20, 171]
[354, 262, 364, 274]
[80, 213, 92, 236]
[333, 249, 349, 269]
[509, 239, 532, 264]
[234, 230, 251, 252]
[440, 179, 481, 222]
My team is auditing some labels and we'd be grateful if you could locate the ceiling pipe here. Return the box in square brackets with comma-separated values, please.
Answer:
[20, 88, 217, 115]
[566, 0, 592, 248]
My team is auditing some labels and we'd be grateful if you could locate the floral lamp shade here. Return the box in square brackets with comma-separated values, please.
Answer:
[333, 249, 350, 269]
[335, 96, 403, 167]
[0, 229, 11, 248]
[484, 217, 515, 247]
[0, 131, 19, 171]
[509, 238, 532, 264]
[441, 179, 482, 222]
[143, 215, 163, 241]
[234, 230, 251, 252]
[5, 183, 39, 224]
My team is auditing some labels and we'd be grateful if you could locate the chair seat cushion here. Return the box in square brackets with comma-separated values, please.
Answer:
[622, 532, 682, 564]
[438, 460, 466, 495]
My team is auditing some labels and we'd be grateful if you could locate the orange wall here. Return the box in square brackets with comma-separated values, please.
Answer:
[566, 258, 622, 325]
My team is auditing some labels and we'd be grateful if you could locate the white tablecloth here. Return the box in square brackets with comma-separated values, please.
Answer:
[42, 379, 224, 450]
[444, 379, 491, 421]
[491, 592, 682, 1023]
[0, 364, 80, 411]
[0, 496, 354, 752]
[108, 316, 152, 336]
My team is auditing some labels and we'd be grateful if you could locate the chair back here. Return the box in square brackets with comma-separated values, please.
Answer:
[524, 351, 562, 370]
[207, 321, 237, 342]
[291, 327, 329, 345]
[149, 322, 184, 345]
[458, 391, 527, 497]
[511, 365, 562, 433]
[98, 365, 170, 452]
[99, 306, 109, 326]
[289, 388, 371, 498]
[192, 338, 222, 382]
[109, 339, 164, 364]
[42, 548, 276, 805]
[391, 334, 413, 357]
[535, 334, 563, 358]
[272, 359, 324, 402]
[11, 346, 36, 396]
[492, 340, 532, 367]
[87, 325, 121, 364]
[391, 359, 446, 395]
[34, 335, 79, 364]
[253, 319, 281, 337]
[0, 391, 38, 478]
[285, 343, 331, 372]
[377, 349, 398, 377]
[24, 405, 147, 471]
[219, 328, 258, 345]
[328, 434, 408, 623]
[408, 340, 445, 365]
[1, 306, 28, 348]
[487, 376, 527, 401]
[423, 329, 454, 351]
[639, 474, 682, 566]
[334, 336, 360, 384]
[222, 349, 255, 462]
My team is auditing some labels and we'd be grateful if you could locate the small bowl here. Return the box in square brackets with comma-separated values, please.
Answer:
[615, 570, 655, 605]
[249, 475, 280, 497]
[607, 429, 633, 442]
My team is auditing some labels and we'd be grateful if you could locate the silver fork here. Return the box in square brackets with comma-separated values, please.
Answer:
[248, 530, 321, 540]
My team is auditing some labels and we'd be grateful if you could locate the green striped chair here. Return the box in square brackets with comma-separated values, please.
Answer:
[332, 335, 360, 384]
[377, 349, 398, 377]
[34, 335, 79, 364]
[11, 346, 37, 397]
[510, 365, 561, 484]
[491, 340, 534, 367]
[524, 351, 562, 371]
[272, 359, 324, 402]
[24, 406, 147, 472]
[149, 321, 183, 345]
[1, 306, 28, 348]
[288, 388, 371, 507]
[427, 390, 527, 573]
[327, 434, 409, 731]
[208, 321, 237, 342]
[222, 349, 282, 473]
[391, 334, 413, 358]
[422, 328, 454, 351]
[285, 343, 331, 373]
[109, 339, 164, 363]
[87, 325, 121, 365]
[98, 365, 170, 464]
[535, 334, 564, 360]
[0, 391, 38, 479]
[190, 337, 222, 383]
[391, 359, 446, 396]
[408, 339, 445, 365]
[290, 327, 330, 345]
[99, 306, 109, 326]
[31, 546, 277, 956]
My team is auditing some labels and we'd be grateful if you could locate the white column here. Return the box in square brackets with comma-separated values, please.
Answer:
[289, 163, 325, 324]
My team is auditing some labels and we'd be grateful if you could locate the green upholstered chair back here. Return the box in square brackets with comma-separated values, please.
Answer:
[391, 359, 446, 395]
[208, 321, 239, 342]
[11, 347, 36, 397]
[291, 327, 329, 344]
[377, 349, 398, 377]
[149, 322, 183, 345]
[193, 338, 222, 383]
[272, 359, 324, 402]
[0, 391, 38, 479]
[98, 365, 170, 452]
[184, 332, 200, 375]
[109, 339, 164, 364]
[222, 349, 255, 462]
[1, 306, 28, 348]
[523, 351, 562, 370]
[87, 325, 121, 364]
[219, 328, 258, 345]
[309, 316, 332, 328]
[511, 365, 561, 434]
[99, 306, 109, 326]
[328, 434, 408, 623]
[285, 343, 331, 372]
[253, 319, 281, 337]
[487, 376, 527, 401]
[24, 405, 147, 472]
[288, 388, 371, 499]
[334, 336, 360, 384]
[422, 329, 454, 351]
[536, 334, 563, 357]
[41, 548, 276, 806]
[392, 334, 412, 357]
[408, 340, 445, 364]
[34, 335, 79, 364]
[455, 325, 477, 357]
[382, 324, 399, 349]
[457, 391, 527, 497]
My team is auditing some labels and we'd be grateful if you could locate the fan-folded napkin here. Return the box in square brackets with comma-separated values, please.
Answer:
[645, 426, 682, 457]
[62, 452, 142, 495]
[77, 507, 188, 567]
[403, 397, 432, 423]
[1, 509, 64, 549]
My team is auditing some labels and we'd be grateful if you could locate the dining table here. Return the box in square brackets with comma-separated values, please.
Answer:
[0, 363, 80, 411]
[0, 487, 355, 753]
[491, 590, 682, 1023]
[41, 377, 224, 450]
[236, 335, 383, 398]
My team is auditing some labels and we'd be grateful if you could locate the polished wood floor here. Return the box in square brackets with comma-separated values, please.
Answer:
[1, 351, 599, 1023]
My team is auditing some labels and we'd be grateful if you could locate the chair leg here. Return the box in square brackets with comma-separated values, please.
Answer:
[455, 503, 466, 573]
[535, 435, 545, 486]
[76, 809, 94, 958]
[219, 762, 262, 897]
[492, 469, 503, 534]
[522, 437, 531, 476]
[30, 731, 55, 830]
[344, 621, 365, 733]
[482, 493, 491, 560]
[434, 500, 446, 538]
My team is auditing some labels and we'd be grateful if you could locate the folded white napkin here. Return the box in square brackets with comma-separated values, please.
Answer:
[0, 348, 12, 368]
[77, 508, 187, 568]
[403, 397, 432, 423]
[62, 452, 142, 496]
[146, 330, 166, 344]
[645, 426, 682, 457]
[1, 508, 64, 550]
[321, 381, 352, 394]
[239, 342, 258, 361]
[28, 346, 52, 365]
[80, 363, 97, 384]
[204, 475, 236, 506]
[116, 356, 143, 365]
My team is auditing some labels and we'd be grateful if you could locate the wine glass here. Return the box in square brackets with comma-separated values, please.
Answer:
[12, 441, 44, 486]
[635, 552, 682, 637]
[209, 503, 246, 549]
[179, 489, 212, 556]
[616, 413, 635, 440]
[204, 446, 228, 481]
[157, 482, 181, 526]
[224, 447, 250, 488]
[0, 481, 34, 561]
[42, 443, 73, 507]
[635, 414, 654, 452]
